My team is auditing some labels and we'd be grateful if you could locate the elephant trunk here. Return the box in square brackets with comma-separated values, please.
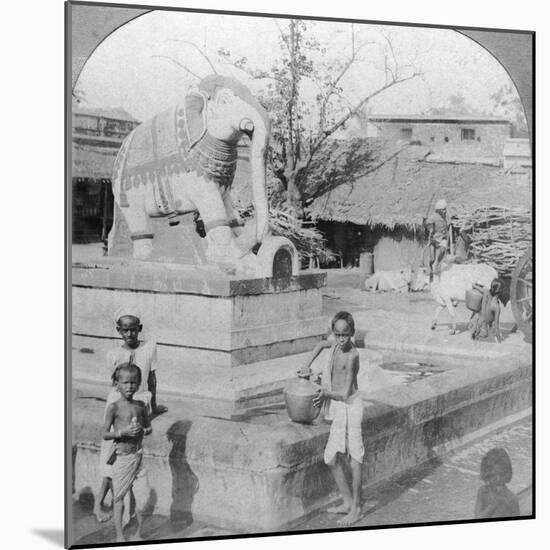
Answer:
[248, 114, 270, 244]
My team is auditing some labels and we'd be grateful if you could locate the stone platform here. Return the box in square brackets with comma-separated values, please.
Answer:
[71, 344, 532, 534]
[72, 260, 327, 414]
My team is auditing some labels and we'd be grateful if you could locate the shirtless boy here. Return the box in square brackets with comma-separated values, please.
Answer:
[94, 310, 164, 522]
[471, 279, 503, 343]
[103, 363, 152, 542]
[302, 311, 365, 526]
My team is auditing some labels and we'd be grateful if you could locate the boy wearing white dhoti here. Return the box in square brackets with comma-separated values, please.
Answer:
[301, 311, 365, 526]
[103, 363, 152, 542]
[94, 307, 164, 523]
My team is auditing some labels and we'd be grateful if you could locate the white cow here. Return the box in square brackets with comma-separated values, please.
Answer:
[413, 263, 498, 334]
[364, 267, 412, 293]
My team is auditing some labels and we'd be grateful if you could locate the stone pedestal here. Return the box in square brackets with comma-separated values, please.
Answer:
[72, 260, 327, 415]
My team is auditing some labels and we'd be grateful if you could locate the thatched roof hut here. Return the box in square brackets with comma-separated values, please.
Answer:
[308, 145, 532, 229]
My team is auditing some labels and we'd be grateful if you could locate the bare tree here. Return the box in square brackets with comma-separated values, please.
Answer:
[154, 21, 422, 213]
[220, 21, 421, 212]
[490, 84, 529, 138]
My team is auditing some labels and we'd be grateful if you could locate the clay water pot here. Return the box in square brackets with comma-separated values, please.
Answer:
[465, 289, 483, 312]
[284, 373, 321, 424]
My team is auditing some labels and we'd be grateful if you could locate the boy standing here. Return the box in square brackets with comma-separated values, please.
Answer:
[471, 279, 503, 343]
[94, 308, 164, 522]
[103, 363, 152, 542]
[303, 311, 365, 526]
[107, 308, 163, 414]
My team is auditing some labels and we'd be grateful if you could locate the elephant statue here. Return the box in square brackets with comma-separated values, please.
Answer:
[108, 74, 271, 272]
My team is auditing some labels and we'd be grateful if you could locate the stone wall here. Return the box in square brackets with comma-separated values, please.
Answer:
[72, 349, 531, 533]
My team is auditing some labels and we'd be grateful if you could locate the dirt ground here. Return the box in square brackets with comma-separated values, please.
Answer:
[320, 268, 530, 361]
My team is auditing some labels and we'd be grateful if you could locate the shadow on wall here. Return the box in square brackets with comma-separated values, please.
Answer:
[166, 420, 199, 527]
[70, 415, 200, 545]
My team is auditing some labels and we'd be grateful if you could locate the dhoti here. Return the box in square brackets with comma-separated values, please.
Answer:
[112, 449, 150, 508]
[99, 389, 152, 478]
[324, 395, 364, 464]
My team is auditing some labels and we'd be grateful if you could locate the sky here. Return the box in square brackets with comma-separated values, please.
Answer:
[75, 10, 520, 124]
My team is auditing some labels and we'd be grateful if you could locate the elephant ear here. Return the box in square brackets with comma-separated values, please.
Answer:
[184, 91, 208, 150]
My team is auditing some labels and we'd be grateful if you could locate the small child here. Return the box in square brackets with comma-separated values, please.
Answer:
[471, 279, 503, 343]
[94, 308, 164, 522]
[103, 363, 152, 542]
[475, 447, 520, 519]
[302, 311, 365, 526]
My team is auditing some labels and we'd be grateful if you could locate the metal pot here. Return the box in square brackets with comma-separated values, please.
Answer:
[284, 373, 321, 424]
[465, 289, 483, 312]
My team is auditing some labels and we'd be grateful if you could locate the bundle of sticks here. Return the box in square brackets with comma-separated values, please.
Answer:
[237, 204, 335, 263]
[452, 206, 532, 277]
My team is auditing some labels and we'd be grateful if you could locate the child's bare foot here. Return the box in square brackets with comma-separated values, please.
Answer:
[327, 502, 350, 515]
[337, 506, 361, 526]
[93, 506, 111, 523]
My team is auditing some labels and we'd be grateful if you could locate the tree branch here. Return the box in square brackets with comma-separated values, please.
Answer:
[275, 20, 292, 57]
[318, 39, 371, 130]
[326, 71, 421, 141]
[152, 55, 202, 80]
[304, 70, 421, 176]
[168, 39, 218, 74]
[219, 59, 285, 82]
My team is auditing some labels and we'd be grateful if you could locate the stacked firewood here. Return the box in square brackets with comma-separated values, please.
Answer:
[452, 206, 532, 277]
[237, 204, 335, 263]
[270, 208, 335, 262]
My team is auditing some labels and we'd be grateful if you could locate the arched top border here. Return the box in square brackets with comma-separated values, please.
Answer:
[68, 4, 533, 143]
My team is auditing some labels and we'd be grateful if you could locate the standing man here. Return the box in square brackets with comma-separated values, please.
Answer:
[425, 199, 449, 278]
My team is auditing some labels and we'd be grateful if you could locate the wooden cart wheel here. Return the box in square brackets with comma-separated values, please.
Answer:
[511, 249, 533, 343]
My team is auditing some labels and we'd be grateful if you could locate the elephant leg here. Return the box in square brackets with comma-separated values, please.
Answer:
[221, 189, 259, 255]
[183, 177, 248, 265]
[120, 199, 154, 260]
[222, 189, 243, 237]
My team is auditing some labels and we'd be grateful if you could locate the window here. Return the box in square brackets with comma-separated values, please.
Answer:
[461, 128, 476, 140]
[444, 136, 449, 142]
[400, 128, 413, 140]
